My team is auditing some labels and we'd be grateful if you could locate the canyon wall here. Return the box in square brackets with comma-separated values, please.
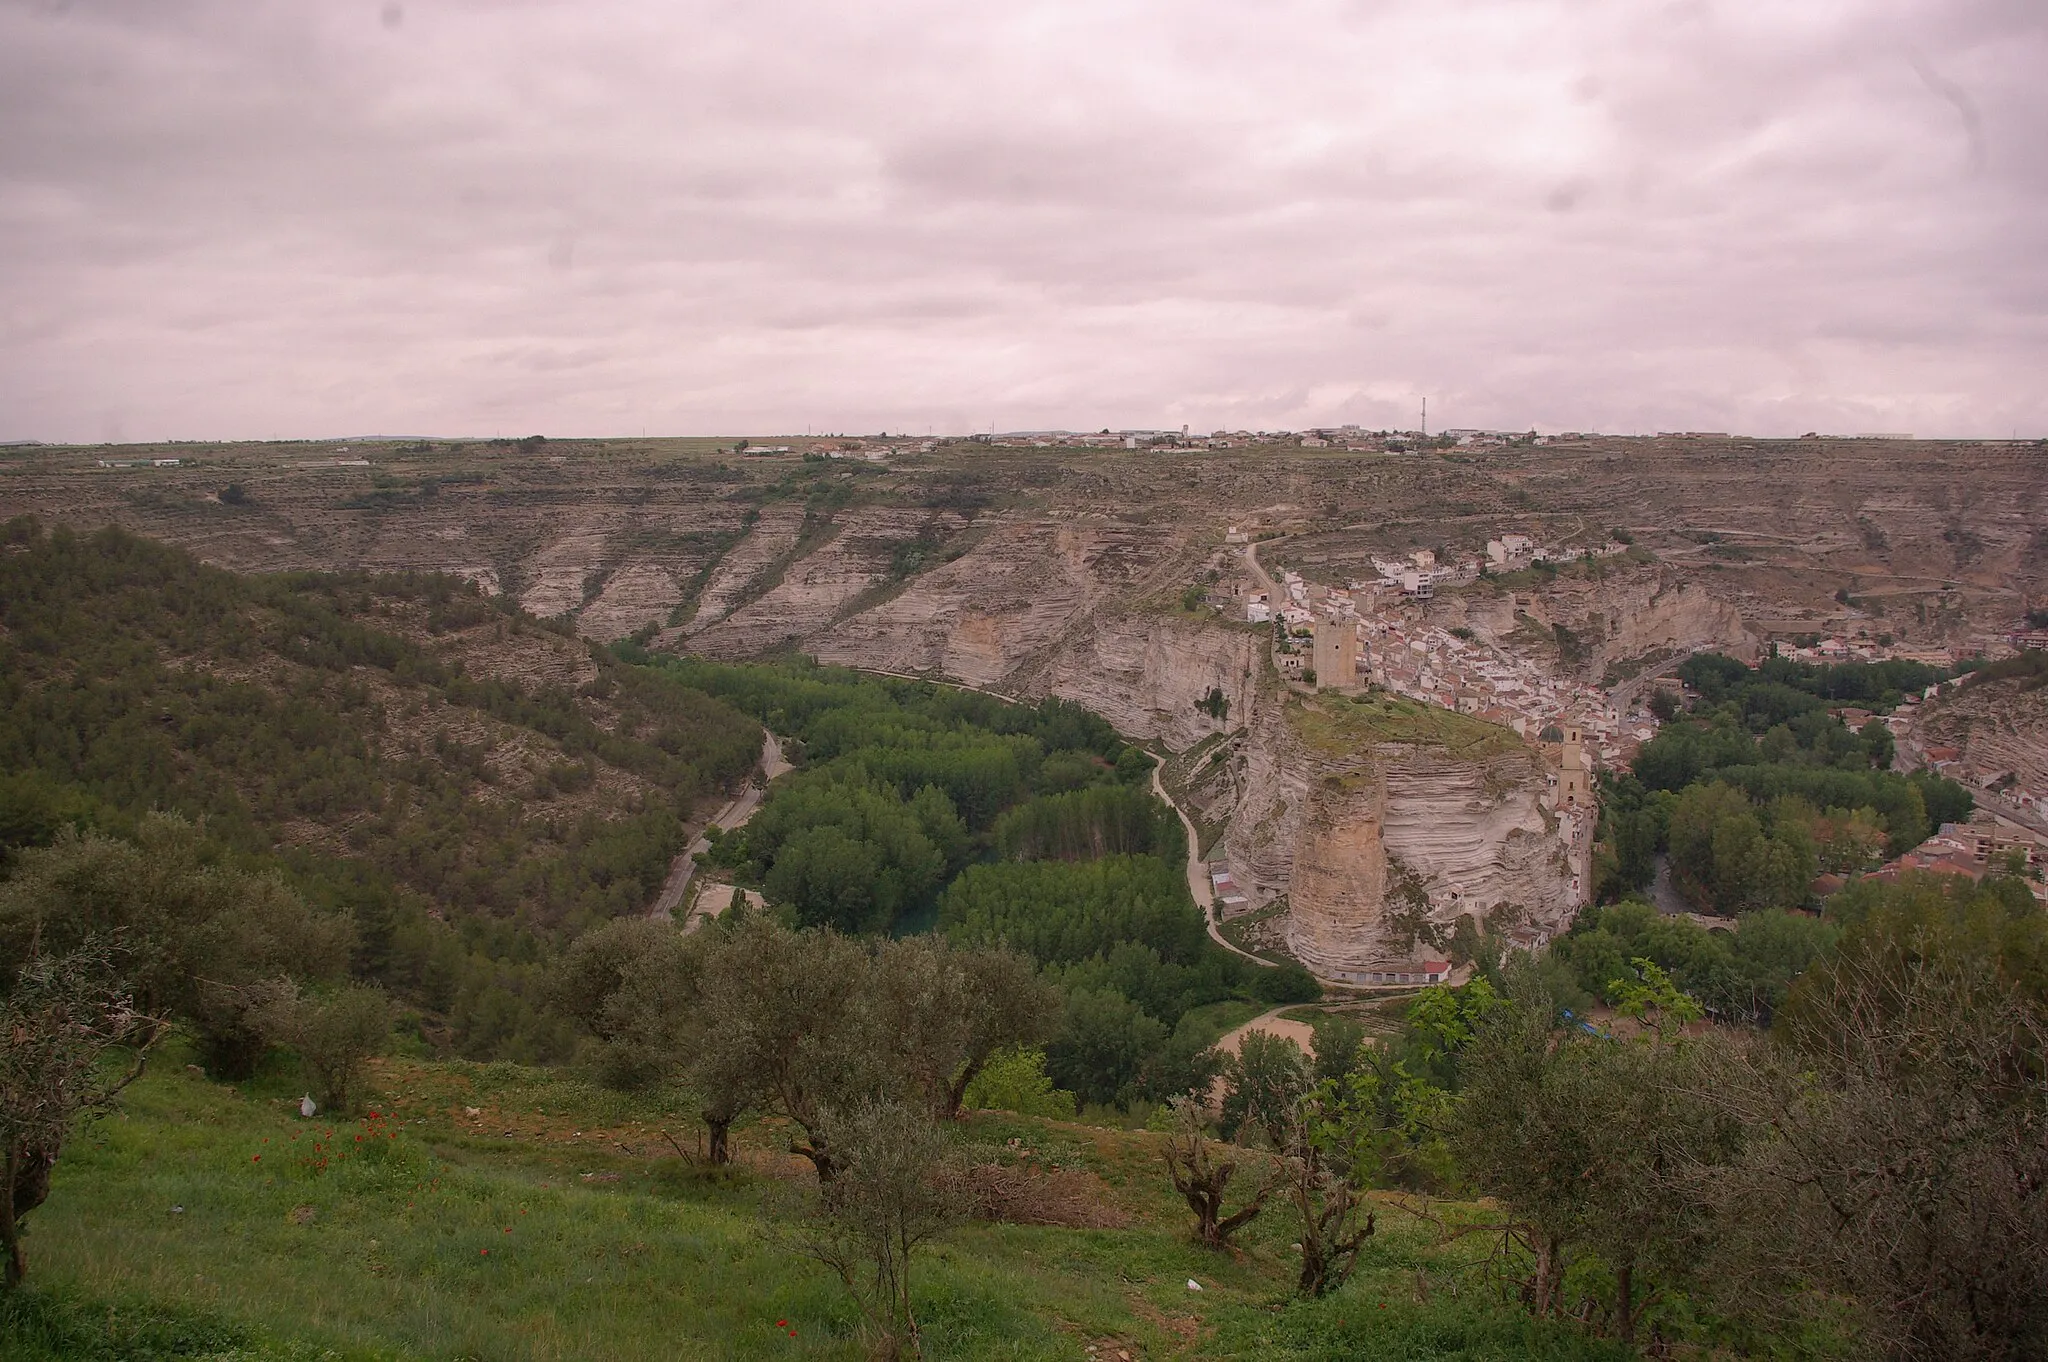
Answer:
[1429, 563, 1756, 679]
[1228, 693, 1575, 976]
[34, 434, 2022, 977]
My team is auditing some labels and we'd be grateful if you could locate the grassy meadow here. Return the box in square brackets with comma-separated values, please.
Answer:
[3, 1042, 1627, 1362]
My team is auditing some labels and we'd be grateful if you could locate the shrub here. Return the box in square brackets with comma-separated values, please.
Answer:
[259, 982, 392, 1115]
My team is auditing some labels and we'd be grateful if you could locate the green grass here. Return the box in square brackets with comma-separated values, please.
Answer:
[1287, 693, 1524, 762]
[1172, 999, 1267, 1046]
[8, 1049, 1633, 1361]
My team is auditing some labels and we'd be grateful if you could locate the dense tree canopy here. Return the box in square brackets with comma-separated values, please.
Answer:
[1595, 652, 1972, 919]
[0, 520, 760, 1060]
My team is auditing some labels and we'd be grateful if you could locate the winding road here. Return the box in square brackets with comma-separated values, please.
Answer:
[1151, 754, 1275, 970]
[736, 662, 1346, 984]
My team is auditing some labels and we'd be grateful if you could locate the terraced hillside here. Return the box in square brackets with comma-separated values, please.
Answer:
[3, 436, 2040, 684]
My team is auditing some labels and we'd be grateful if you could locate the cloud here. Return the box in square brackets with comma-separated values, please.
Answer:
[0, 0, 2043, 441]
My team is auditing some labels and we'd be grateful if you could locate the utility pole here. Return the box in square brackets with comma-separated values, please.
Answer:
[1421, 397, 1427, 438]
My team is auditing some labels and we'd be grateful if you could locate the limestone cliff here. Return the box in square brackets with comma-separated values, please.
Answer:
[800, 520, 1264, 746]
[1431, 563, 1755, 680]
[1227, 691, 1576, 977]
[1035, 613, 1264, 749]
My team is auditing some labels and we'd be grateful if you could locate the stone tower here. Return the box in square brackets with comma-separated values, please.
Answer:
[1557, 724, 1591, 806]
[1311, 616, 1361, 692]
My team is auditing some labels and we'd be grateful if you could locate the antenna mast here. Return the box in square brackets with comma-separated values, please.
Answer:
[1422, 396, 1427, 438]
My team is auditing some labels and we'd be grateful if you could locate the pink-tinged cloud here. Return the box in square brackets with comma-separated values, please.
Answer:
[1, 0, 2043, 443]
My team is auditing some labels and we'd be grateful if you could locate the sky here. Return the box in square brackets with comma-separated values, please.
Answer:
[2, 0, 2045, 444]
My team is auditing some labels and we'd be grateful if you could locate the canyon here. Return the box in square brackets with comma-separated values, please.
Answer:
[5, 433, 2041, 973]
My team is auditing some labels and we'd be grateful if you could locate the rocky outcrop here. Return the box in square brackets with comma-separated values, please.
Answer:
[687, 506, 807, 632]
[1573, 570, 1756, 673]
[1038, 613, 1264, 749]
[1227, 693, 1575, 975]
[812, 520, 1198, 684]
[516, 523, 610, 619]
[1430, 563, 1755, 679]
[690, 506, 940, 658]
[1904, 676, 2048, 794]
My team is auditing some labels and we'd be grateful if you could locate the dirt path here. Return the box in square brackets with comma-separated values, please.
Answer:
[1242, 539, 1282, 602]
[649, 729, 786, 921]
[1214, 1005, 1318, 1059]
[1151, 755, 1274, 970]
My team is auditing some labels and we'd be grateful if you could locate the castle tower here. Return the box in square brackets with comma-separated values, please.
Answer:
[1311, 616, 1362, 692]
[1557, 724, 1591, 806]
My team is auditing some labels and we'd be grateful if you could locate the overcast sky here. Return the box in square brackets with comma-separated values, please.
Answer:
[3, 0, 2044, 443]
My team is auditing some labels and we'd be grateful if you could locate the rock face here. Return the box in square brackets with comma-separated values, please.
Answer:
[1433, 563, 1755, 679]
[1229, 693, 1576, 976]
[690, 506, 938, 658]
[578, 564, 683, 642]
[688, 506, 807, 632]
[803, 520, 1264, 747]
[1903, 676, 2048, 795]
[1038, 613, 1264, 750]
[44, 436, 2037, 973]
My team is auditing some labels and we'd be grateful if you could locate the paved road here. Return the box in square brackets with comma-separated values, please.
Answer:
[1242, 538, 1282, 602]
[1609, 655, 1689, 714]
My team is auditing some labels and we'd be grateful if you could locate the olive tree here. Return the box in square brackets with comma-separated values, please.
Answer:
[789, 1099, 965, 1360]
[1, 943, 167, 1288]
[1279, 1080, 1378, 1297]
[696, 916, 893, 1180]
[869, 937, 1060, 1120]
[257, 981, 392, 1115]
[0, 817, 351, 1078]
[1161, 1096, 1272, 1248]
[1454, 963, 1739, 1350]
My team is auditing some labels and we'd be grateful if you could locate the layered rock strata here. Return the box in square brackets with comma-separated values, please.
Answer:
[1228, 693, 1576, 977]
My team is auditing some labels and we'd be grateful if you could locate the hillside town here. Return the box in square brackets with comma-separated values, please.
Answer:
[1244, 530, 1654, 767]
[1232, 522, 2048, 917]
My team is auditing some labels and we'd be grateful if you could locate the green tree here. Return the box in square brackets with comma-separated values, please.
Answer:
[869, 936, 1061, 1120]
[1220, 1030, 1310, 1147]
[765, 825, 894, 933]
[0, 818, 352, 1078]
[1454, 969, 1741, 1350]
[789, 1099, 964, 1361]
[1280, 1080, 1379, 1297]
[692, 917, 889, 1180]
[256, 981, 391, 1115]
[1706, 876, 2048, 1360]
[551, 917, 760, 1163]
[1, 943, 168, 1288]
[1310, 1012, 1368, 1085]
[1045, 988, 1166, 1109]
[960, 1047, 1076, 1119]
